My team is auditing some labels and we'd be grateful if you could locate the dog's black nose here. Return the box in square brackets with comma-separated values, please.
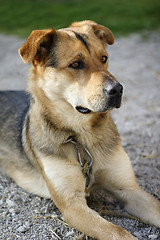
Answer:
[105, 82, 123, 96]
[103, 82, 123, 109]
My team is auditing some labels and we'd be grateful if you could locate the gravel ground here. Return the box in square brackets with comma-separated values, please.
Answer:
[0, 31, 160, 240]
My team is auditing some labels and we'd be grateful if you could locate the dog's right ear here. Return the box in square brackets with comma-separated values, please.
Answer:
[18, 29, 56, 64]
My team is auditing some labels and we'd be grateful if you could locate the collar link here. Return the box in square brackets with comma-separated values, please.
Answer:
[63, 136, 93, 190]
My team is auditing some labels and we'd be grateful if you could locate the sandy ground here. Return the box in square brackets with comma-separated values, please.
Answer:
[0, 31, 160, 240]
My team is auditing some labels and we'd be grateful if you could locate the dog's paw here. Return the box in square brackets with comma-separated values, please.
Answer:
[109, 226, 138, 240]
[98, 225, 138, 240]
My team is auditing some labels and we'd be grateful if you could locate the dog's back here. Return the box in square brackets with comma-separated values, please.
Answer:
[0, 91, 30, 172]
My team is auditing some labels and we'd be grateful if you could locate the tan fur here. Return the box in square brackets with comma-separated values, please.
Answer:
[1, 21, 160, 240]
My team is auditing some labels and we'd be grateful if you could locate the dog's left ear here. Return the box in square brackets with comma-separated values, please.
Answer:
[18, 29, 56, 64]
[70, 20, 114, 45]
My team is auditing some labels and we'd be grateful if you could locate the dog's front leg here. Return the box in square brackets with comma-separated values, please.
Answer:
[95, 145, 160, 228]
[39, 154, 136, 240]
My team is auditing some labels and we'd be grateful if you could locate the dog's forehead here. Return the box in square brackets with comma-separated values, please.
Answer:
[57, 28, 105, 54]
[60, 28, 96, 42]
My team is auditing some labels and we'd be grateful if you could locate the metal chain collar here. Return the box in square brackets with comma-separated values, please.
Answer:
[63, 136, 93, 190]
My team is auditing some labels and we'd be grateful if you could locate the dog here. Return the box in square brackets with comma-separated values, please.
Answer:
[0, 20, 160, 240]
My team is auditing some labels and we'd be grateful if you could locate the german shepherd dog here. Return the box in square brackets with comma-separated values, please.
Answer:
[0, 21, 159, 240]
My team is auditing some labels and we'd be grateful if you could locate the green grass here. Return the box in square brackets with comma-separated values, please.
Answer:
[0, 0, 160, 38]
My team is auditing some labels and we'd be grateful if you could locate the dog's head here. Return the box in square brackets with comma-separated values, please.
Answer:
[19, 20, 123, 115]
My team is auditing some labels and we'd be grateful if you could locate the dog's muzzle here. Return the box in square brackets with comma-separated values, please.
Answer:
[75, 77, 123, 114]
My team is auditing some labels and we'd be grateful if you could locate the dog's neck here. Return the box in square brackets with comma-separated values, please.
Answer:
[28, 93, 114, 145]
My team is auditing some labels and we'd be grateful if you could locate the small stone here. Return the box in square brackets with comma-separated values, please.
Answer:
[148, 234, 159, 239]
[51, 213, 58, 219]
[152, 227, 158, 232]
[122, 142, 128, 147]
[9, 208, 15, 214]
[6, 199, 14, 208]
[17, 226, 25, 232]
[14, 208, 20, 214]
[24, 221, 30, 229]
[133, 231, 142, 238]
[65, 230, 75, 237]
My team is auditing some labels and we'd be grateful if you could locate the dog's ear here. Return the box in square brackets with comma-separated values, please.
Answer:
[18, 29, 56, 64]
[92, 23, 114, 45]
[70, 20, 114, 45]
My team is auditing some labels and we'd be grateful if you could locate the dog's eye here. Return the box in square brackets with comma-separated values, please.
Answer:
[101, 55, 108, 64]
[69, 61, 84, 69]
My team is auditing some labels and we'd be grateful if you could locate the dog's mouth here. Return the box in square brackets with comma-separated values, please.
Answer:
[75, 95, 122, 114]
[75, 106, 91, 114]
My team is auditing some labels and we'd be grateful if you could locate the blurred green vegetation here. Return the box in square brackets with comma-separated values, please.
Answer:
[0, 0, 160, 38]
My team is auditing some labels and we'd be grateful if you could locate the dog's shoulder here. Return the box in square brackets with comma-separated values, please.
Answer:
[0, 91, 30, 125]
[0, 91, 30, 149]
[0, 90, 30, 109]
